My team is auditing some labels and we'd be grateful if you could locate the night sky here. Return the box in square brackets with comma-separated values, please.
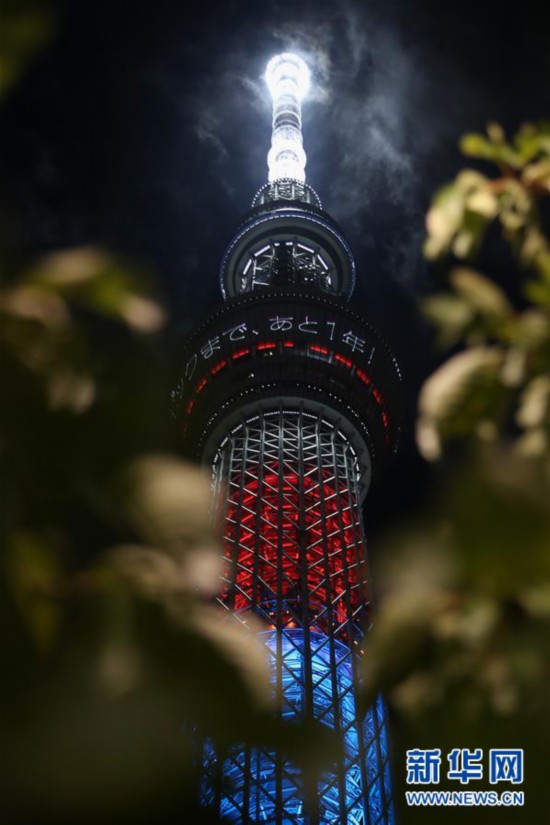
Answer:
[1, 0, 548, 531]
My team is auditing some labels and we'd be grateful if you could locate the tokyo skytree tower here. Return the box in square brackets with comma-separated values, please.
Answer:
[174, 53, 401, 824]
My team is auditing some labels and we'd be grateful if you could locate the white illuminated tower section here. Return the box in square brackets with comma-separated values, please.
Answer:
[174, 53, 401, 824]
[266, 53, 310, 183]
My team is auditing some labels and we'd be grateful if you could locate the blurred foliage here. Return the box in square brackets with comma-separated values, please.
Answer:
[0, 8, 336, 822]
[361, 122, 550, 823]
[0, 246, 338, 825]
[420, 121, 550, 460]
[3, 4, 549, 822]
[0, 0, 54, 99]
[0, 246, 276, 823]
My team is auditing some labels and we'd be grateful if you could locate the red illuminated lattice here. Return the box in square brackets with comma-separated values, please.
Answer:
[215, 412, 369, 634]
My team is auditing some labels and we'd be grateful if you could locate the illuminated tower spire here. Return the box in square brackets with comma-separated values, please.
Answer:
[265, 52, 310, 183]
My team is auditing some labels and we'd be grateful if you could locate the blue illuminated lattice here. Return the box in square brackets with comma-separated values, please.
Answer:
[202, 629, 394, 824]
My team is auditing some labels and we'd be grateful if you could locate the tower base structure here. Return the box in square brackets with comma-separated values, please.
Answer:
[176, 398, 399, 823]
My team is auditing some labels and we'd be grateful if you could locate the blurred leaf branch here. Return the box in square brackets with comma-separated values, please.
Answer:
[0, 244, 275, 822]
[420, 121, 550, 460]
[0, 0, 54, 99]
[0, 249, 337, 821]
[361, 122, 550, 821]
[0, 8, 337, 821]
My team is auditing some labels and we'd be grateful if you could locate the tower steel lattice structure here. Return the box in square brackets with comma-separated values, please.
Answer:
[173, 53, 402, 824]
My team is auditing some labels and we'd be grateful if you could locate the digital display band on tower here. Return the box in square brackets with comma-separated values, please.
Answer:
[173, 290, 402, 488]
[176, 52, 402, 824]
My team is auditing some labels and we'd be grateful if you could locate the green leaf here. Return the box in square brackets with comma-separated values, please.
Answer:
[524, 281, 550, 308]
[6, 530, 61, 651]
[0, 1, 54, 99]
[460, 132, 500, 160]
[452, 209, 489, 258]
[514, 121, 550, 163]
[26, 248, 166, 333]
[188, 607, 272, 711]
[424, 171, 494, 260]
[461, 130, 523, 169]
[424, 182, 467, 259]
[422, 294, 473, 348]
[522, 158, 550, 190]
[510, 308, 550, 347]
[516, 375, 550, 429]
[465, 187, 499, 218]
[417, 347, 506, 460]
[450, 268, 512, 319]
[118, 454, 218, 567]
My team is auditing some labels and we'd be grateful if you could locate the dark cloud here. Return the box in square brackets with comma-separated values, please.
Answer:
[1, 0, 547, 299]
[150, 0, 545, 292]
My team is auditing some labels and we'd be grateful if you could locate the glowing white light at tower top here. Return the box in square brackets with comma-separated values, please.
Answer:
[265, 53, 310, 184]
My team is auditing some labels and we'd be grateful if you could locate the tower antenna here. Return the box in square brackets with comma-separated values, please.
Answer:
[265, 52, 310, 183]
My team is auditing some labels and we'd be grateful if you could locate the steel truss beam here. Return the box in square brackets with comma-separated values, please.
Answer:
[202, 411, 394, 824]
